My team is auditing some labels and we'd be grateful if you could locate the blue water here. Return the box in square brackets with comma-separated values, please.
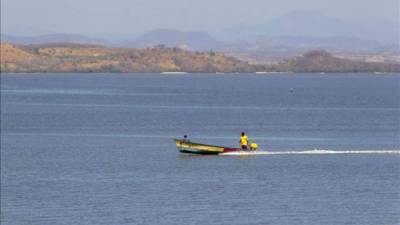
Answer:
[1, 73, 400, 225]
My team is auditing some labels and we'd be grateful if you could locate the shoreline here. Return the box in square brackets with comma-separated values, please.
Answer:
[1, 72, 399, 76]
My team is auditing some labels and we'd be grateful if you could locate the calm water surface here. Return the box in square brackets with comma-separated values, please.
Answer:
[1, 73, 400, 225]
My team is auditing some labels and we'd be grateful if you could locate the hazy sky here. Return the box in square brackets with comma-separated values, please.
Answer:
[1, 0, 398, 36]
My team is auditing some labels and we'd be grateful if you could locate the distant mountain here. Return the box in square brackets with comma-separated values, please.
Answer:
[218, 11, 399, 45]
[215, 11, 399, 63]
[3, 11, 397, 65]
[123, 29, 223, 51]
[1, 33, 109, 46]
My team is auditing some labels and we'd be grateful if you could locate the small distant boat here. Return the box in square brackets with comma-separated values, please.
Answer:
[174, 139, 243, 155]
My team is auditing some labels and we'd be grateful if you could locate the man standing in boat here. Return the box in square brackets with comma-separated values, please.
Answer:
[240, 132, 249, 150]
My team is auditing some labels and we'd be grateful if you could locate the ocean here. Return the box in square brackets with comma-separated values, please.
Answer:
[1, 73, 399, 225]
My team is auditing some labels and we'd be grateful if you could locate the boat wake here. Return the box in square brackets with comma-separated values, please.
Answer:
[220, 149, 400, 156]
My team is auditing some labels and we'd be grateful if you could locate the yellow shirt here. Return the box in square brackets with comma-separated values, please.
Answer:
[240, 135, 248, 146]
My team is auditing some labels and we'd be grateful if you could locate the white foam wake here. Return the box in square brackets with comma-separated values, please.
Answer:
[220, 149, 400, 156]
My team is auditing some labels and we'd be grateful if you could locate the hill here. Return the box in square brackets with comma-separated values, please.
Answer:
[0, 43, 258, 73]
[1, 43, 399, 73]
[274, 50, 400, 73]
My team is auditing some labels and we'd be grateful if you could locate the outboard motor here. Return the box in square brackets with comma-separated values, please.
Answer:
[250, 142, 258, 151]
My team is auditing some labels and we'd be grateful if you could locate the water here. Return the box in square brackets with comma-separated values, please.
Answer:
[1, 73, 399, 225]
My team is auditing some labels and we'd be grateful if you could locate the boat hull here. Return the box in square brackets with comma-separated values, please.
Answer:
[174, 139, 242, 155]
[179, 149, 221, 155]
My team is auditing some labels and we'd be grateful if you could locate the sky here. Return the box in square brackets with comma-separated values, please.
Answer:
[1, 0, 399, 36]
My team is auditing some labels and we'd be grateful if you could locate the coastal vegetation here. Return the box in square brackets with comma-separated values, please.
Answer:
[1, 43, 399, 73]
[275, 50, 400, 73]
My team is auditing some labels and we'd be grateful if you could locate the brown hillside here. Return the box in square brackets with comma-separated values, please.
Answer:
[1, 44, 398, 73]
[0, 43, 259, 73]
[1, 43, 37, 62]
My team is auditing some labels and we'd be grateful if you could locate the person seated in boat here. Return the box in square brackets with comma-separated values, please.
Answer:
[239, 132, 249, 150]
[183, 135, 190, 143]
